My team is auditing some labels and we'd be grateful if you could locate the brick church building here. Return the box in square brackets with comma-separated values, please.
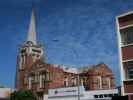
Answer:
[15, 9, 115, 100]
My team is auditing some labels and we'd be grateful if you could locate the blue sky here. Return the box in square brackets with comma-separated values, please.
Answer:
[0, 0, 133, 88]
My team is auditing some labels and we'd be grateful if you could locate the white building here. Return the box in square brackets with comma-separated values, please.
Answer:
[116, 11, 133, 96]
[43, 86, 118, 100]
[0, 88, 11, 99]
[62, 67, 79, 74]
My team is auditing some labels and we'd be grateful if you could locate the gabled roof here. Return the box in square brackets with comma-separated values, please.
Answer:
[79, 63, 113, 76]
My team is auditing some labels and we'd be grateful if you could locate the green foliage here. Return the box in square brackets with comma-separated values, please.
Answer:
[10, 90, 36, 100]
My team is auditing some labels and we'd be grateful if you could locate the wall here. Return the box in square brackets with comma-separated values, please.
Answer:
[0, 88, 11, 99]
[43, 86, 118, 100]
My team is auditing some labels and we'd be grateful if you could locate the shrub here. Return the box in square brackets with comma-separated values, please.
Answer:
[10, 90, 36, 100]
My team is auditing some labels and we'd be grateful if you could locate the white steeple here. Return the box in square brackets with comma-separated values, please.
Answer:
[27, 9, 37, 45]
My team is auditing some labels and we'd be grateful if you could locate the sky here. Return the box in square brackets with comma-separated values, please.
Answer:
[0, 0, 133, 88]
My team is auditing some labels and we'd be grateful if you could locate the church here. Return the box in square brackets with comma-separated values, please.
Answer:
[15, 9, 115, 100]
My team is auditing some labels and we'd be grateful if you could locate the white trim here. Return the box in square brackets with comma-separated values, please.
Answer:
[107, 78, 111, 89]
[28, 77, 32, 89]
[97, 76, 102, 89]
[120, 24, 133, 30]
[64, 78, 68, 87]
[123, 79, 133, 82]
[23, 55, 25, 65]
[122, 59, 133, 63]
[116, 16, 125, 95]
[19, 56, 22, 69]
[39, 74, 43, 88]
[116, 11, 133, 18]
[121, 43, 133, 47]
[125, 93, 133, 95]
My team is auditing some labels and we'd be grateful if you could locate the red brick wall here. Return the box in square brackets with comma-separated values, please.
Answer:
[122, 46, 133, 60]
[26, 54, 33, 69]
[81, 64, 115, 90]
[47, 65, 64, 89]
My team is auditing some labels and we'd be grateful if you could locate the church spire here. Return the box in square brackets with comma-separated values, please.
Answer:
[27, 9, 37, 45]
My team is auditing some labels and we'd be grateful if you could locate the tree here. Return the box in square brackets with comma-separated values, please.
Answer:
[10, 90, 36, 100]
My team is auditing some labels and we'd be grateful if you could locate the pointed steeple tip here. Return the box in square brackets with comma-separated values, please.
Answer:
[27, 9, 37, 45]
